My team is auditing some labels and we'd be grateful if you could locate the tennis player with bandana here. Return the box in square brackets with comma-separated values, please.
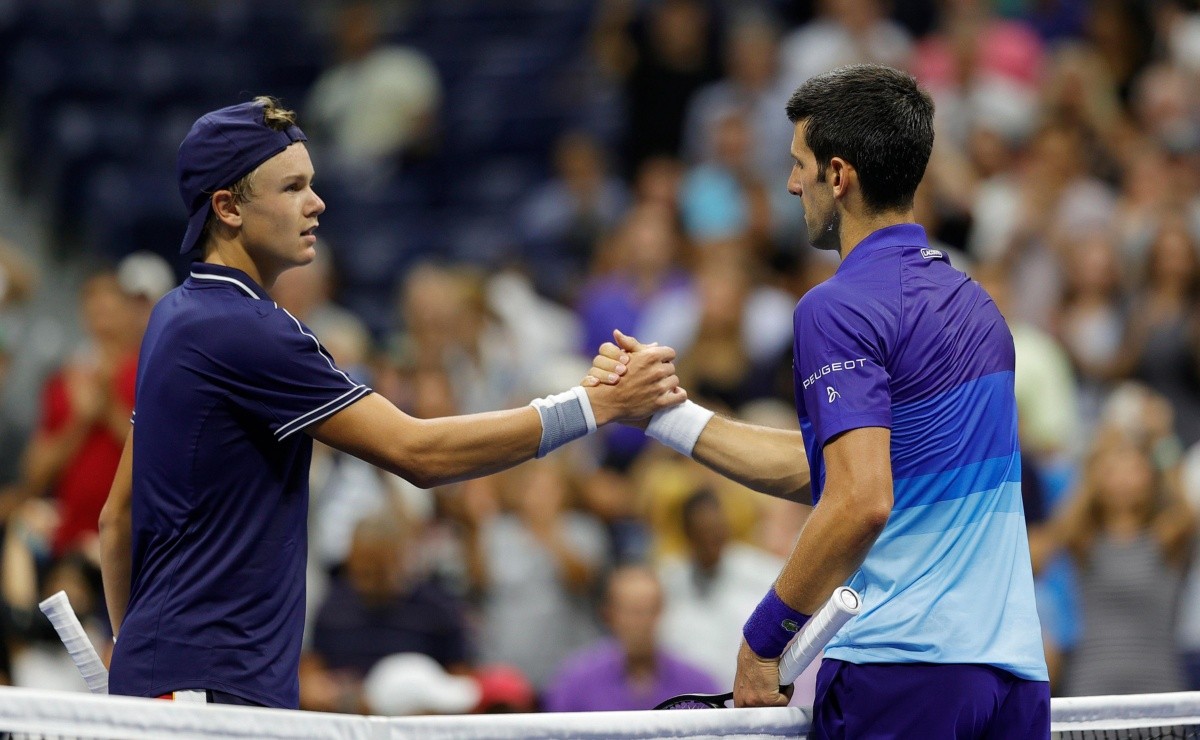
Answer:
[587, 65, 1049, 738]
[98, 97, 684, 709]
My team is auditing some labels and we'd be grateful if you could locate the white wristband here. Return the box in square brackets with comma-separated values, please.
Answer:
[530, 386, 597, 458]
[645, 400, 714, 457]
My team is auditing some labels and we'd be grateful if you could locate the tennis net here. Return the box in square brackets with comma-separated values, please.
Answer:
[0, 686, 1198, 739]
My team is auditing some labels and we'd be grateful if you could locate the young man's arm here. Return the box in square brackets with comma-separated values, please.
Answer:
[98, 432, 134, 636]
[309, 346, 682, 490]
[733, 426, 891, 707]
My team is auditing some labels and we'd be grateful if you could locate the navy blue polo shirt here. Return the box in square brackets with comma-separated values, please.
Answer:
[792, 224, 1046, 680]
[108, 262, 372, 708]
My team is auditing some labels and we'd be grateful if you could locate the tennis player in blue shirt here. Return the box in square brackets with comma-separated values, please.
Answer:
[587, 65, 1049, 738]
[98, 96, 684, 709]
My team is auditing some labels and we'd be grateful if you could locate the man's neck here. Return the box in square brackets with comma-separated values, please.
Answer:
[624, 650, 657, 682]
[204, 242, 274, 289]
[837, 209, 916, 261]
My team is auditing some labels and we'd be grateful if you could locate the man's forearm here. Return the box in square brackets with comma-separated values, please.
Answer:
[769, 428, 893, 615]
[772, 487, 887, 614]
[99, 513, 132, 635]
[313, 350, 681, 490]
[692, 415, 812, 504]
[99, 435, 134, 636]
[313, 395, 545, 490]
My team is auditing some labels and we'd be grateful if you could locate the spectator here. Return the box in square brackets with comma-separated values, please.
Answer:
[1085, 0, 1155, 101]
[1113, 142, 1180, 267]
[1036, 387, 1194, 696]
[305, 1, 442, 179]
[619, 0, 721, 171]
[972, 122, 1117, 329]
[1130, 62, 1200, 160]
[1121, 217, 1200, 448]
[395, 264, 529, 416]
[913, 0, 1044, 151]
[778, 0, 912, 87]
[517, 131, 631, 303]
[22, 271, 138, 558]
[632, 155, 686, 215]
[639, 247, 794, 409]
[577, 202, 691, 359]
[1052, 230, 1128, 429]
[678, 112, 773, 250]
[657, 488, 781, 685]
[544, 565, 719, 711]
[301, 513, 472, 713]
[681, 10, 793, 183]
[463, 460, 609, 690]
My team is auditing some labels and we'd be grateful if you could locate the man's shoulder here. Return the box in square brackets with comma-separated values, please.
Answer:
[157, 293, 312, 358]
[795, 271, 896, 326]
[795, 275, 853, 315]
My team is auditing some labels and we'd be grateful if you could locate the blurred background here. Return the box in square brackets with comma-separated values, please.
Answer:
[1, 0, 1200, 716]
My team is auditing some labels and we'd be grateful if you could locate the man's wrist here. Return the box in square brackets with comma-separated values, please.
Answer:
[582, 384, 615, 427]
[529, 387, 597, 458]
[743, 587, 810, 659]
[645, 400, 714, 457]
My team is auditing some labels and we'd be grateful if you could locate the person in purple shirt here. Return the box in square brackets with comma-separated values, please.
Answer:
[98, 96, 684, 710]
[543, 565, 719, 712]
[586, 64, 1048, 739]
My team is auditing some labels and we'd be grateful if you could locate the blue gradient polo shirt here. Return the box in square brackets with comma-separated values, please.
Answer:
[109, 262, 372, 708]
[793, 224, 1047, 681]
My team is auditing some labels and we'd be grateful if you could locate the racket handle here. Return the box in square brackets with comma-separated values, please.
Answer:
[778, 586, 861, 685]
[38, 591, 109, 694]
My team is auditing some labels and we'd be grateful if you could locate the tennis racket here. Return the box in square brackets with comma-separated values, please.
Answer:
[654, 586, 861, 709]
[38, 590, 109, 694]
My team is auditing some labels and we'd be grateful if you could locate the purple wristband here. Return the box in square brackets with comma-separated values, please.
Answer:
[743, 588, 810, 659]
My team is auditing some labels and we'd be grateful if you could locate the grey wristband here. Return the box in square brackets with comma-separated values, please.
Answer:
[530, 387, 597, 458]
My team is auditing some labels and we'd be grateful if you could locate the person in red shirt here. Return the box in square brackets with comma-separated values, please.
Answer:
[24, 271, 138, 557]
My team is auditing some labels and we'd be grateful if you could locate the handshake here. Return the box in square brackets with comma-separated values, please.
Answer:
[578, 329, 681, 425]
[574, 330, 715, 457]
[528, 328, 716, 461]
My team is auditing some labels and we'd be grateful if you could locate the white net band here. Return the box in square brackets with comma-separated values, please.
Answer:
[0, 687, 810, 740]
[4, 687, 1200, 739]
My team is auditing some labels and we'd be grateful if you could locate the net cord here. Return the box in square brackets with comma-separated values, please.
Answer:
[4, 685, 1200, 738]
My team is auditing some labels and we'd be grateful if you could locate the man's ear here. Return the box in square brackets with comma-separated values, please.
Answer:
[829, 157, 850, 197]
[210, 190, 243, 229]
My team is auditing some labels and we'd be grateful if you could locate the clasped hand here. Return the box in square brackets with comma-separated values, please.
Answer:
[581, 330, 685, 425]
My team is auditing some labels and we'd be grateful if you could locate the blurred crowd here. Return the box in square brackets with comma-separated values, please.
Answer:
[2, 0, 1200, 717]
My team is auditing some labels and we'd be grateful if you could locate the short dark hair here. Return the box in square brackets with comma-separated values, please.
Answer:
[786, 64, 934, 213]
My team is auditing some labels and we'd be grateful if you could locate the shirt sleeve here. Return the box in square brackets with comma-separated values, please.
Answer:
[793, 286, 892, 450]
[220, 308, 372, 440]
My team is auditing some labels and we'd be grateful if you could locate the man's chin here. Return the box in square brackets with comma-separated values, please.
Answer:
[294, 245, 317, 264]
[808, 230, 840, 252]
